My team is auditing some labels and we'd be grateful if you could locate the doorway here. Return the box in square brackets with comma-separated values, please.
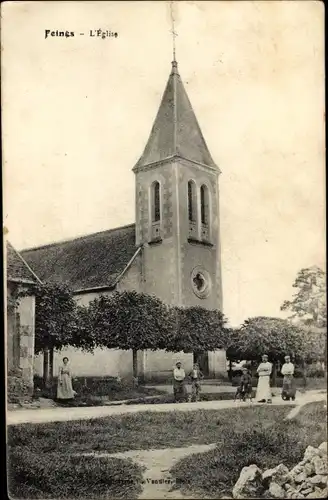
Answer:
[194, 352, 209, 376]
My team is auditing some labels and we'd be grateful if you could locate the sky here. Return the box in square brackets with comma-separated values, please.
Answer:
[2, 1, 325, 326]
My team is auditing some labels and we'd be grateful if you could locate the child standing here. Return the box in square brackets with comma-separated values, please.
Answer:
[239, 367, 253, 401]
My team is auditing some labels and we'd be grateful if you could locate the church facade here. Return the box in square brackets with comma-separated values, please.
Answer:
[22, 60, 227, 381]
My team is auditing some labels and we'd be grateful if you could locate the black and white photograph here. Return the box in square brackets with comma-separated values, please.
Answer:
[2, 1, 326, 499]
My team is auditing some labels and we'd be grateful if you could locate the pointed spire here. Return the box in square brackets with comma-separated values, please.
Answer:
[133, 62, 218, 172]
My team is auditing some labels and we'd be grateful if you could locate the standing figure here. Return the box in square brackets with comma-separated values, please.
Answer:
[281, 355, 296, 401]
[57, 357, 75, 403]
[189, 363, 204, 402]
[234, 367, 253, 402]
[256, 354, 272, 403]
[173, 361, 187, 402]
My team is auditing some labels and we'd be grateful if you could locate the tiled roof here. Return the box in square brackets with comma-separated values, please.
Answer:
[21, 224, 137, 292]
[134, 61, 218, 171]
[6, 241, 40, 284]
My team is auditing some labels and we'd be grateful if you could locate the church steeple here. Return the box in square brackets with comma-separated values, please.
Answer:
[133, 61, 219, 172]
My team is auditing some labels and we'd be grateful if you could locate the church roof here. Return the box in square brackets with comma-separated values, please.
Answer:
[20, 224, 137, 292]
[134, 61, 218, 171]
[6, 241, 41, 284]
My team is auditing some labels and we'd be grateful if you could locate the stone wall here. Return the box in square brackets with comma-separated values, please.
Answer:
[7, 286, 35, 402]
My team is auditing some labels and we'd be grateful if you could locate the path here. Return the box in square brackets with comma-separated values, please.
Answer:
[79, 444, 216, 499]
[145, 384, 236, 394]
[7, 390, 326, 426]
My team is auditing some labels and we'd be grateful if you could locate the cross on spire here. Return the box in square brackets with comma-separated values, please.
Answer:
[170, 1, 178, 61]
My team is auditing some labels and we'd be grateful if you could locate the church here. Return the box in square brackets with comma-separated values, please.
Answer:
[20, 58, 227, 381]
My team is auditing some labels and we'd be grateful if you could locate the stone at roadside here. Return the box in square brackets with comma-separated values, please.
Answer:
[287, 492, 305, 499]
[306, 487, 327, 498]
[263, 464, 289, 486]
[269, 482, 285, 498]
[303, 462, 315, 476]
[318, 486, 328, 498]
[309, 474, 327, 486]
[300, 487, 313, 496]
[232, 464, 263, 499]
[298, 481, 314, 491]
[294, 472, 307, 484]
[312, 456, 328, 475]
[304, 446, 321, 462]
[285, 485, 301, 499]
[318, 442, 327, 455]
[288, 464, 304, 480]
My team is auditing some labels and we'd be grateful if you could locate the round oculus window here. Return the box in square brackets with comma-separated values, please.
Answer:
[191, 267, 212, 299]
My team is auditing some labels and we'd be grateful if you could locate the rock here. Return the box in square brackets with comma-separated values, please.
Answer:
[299, 481, 313, 491]
[318, 442, 327, 454]
[303, 462, 315, 477]
[294, 472, 308, 483]
[285, 485, 300, 498]
[301, 487, 314, 496]
[269, 482, 286, 498]
[309, 474, 327, 485]
[306, 487, 327, 498]
[263, 464, 290, 486]
[289, 464, 305, 478]
[304, 446, 320, 462]
[288, 492, 305, 499]
[312, 456, 328, 475]
[317, 486, 328, 498]
[232, 464, 263, 499]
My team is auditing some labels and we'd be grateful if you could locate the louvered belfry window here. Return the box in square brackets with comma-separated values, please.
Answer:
[200, 184, 209, 225]
[153, 181, 160, 222]
[188, 181, 196, 222]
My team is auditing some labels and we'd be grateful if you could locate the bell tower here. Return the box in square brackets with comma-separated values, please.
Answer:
[133, 59, 225, 377]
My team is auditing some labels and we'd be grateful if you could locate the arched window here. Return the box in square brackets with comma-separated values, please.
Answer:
[152, 181, 161, 222]
[188, 181, 197, 222]
[200, 184, 209, 225]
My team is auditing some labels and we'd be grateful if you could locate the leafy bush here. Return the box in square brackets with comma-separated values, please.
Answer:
[7, 446, 143, 499]
[33, 375, 164, 403]
[170, 401, 327, 498]
[306, 365, 325, 378]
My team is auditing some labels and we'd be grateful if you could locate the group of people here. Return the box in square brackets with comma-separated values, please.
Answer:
[173, 361, 204, 402]
[172, 354, 296, 403]
[56, 354, 296, 404]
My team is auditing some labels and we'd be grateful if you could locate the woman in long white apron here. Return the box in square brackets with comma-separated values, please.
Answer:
[256, 355, 272, 403]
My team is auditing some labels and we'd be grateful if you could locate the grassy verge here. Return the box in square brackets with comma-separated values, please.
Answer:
[170, 401, 327, 499]
[8, 406, 291, 455]
[7, 447, 144, 499]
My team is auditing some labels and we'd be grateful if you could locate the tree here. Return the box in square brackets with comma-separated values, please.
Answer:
[281, 266, 327, 382]
[31, 283, 81, 385]
[8, 282, 95, 385]
[300, 325, 326, 364]
[164, 306, 228, 356]
[281, 266, 326, 327]
[227, 317, 306, 386]
[87, 291, 174, 380]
